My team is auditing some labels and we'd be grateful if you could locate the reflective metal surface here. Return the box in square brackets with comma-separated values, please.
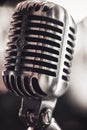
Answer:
[2, 0, 76, 130]
[3, 0, 76, 100]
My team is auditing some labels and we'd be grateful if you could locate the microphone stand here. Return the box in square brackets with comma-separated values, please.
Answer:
[19, 98, 61, 130]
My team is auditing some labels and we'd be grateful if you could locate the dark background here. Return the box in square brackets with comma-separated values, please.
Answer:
[1, 91, 87, 130]
[0, 0, 87, 130]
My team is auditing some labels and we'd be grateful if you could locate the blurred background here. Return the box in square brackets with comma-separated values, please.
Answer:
[0, 0, 87, 130]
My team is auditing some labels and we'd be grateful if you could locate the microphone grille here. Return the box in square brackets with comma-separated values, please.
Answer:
[5, 1, 64, 77]
[3, 1, 76, 98]
[62, 26, 75, 81]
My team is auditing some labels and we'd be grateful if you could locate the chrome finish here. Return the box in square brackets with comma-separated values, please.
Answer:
[27, 118, 62, 130]
[2, 0, 76, 130]
[45, 118, 61, 130]
[3, 0, 76, 99]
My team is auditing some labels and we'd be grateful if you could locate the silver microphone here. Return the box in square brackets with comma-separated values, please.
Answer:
[3, 0, 76, 99]
[2, 0, 76, 129]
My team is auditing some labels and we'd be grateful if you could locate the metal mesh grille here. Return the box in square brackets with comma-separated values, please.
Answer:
[5, 13, 64, 77]
[62, 26, 75, 81]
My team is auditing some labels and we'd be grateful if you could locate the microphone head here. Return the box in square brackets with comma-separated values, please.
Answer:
[2, 0, 76, 99]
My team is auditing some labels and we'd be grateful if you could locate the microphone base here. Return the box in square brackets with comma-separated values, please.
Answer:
[19, 97, 61, 130]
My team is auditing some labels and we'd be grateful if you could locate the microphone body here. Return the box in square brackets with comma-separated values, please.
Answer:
[3, 0, 76, 99]
[2, 0, 76, 129]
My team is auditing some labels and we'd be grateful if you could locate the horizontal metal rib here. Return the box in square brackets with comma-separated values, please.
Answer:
[6, 45, 16, 50]
[62, 75, 69, 81]
[63, 68, 70, 74]
[21, 59, 57, 69]
[64, 61, 72, 68]
[5, 65, 56, 76]
[6, 58, 16, 63]
[5, 58, 57, 70]
[26, 22, 62, 34]
[27, 15, 64, 27]
[69, 27, 75, 34]
[5, 57, 57, 69]
[7, 42, 16, 46]
[25, 37, 60, 48]
[5, 66, 14, 70]
[24, 45, 59, 55]
[67, 40, 75, 48]
[65, 54, 73, 61]
[22, 66, 56, 76]
[9, 33, 19, 37]
[25, 29, 61, 41]
[22, 51, 58, 62]
[11, 21, 22, 26]
[66, 47, 74, 54]
[6, 51, 17, 56]
[6, 48, 16, 52]
[9, 29, 21, 35]
[68, 34, 75, 41]
[12, 15, 23, 20]
[8, 36, 19, 41]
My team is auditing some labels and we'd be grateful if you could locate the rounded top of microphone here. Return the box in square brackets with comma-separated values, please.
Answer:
[15, 0, 56, 12]
[13, 0, 66, 19]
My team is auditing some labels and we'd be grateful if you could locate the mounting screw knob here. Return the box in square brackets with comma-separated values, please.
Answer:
[40, 108, 52, 127]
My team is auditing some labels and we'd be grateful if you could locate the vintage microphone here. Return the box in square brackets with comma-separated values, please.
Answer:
[2, 0, 76, 130]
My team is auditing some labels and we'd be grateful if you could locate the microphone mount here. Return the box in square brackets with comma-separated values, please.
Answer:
[2, 1, 76, 130]
[18, 97, 61, 130]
